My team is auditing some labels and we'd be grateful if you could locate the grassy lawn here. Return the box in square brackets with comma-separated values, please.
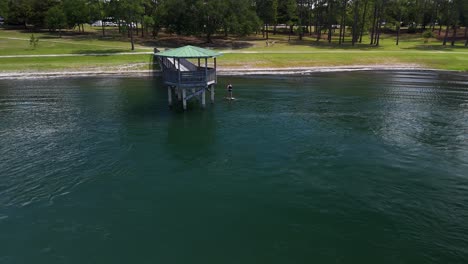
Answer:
[0, 27, 150, 55]
[0, 27, 467, 72]
[219, 51, 467, 71]
[0, 55, 154, 71]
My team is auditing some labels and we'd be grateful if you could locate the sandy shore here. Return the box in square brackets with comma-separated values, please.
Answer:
[218, 64, 426, 75]
[0, 64, 458, 80]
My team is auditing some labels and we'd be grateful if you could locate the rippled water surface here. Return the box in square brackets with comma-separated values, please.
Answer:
[1, 71, 468, 263]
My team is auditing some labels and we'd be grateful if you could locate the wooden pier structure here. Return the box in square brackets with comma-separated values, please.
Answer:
[154, 46, 221, 110]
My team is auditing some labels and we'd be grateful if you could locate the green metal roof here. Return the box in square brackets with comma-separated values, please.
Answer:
[155, 45, 221, 58]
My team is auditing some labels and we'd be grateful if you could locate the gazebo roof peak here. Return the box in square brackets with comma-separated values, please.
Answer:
[155, 45, 221, 58]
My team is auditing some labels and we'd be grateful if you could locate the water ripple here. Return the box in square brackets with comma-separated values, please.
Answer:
[1, 73, 468, 263]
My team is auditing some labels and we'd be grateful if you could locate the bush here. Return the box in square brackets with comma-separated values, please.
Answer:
[422, 30, 434, 43]
[407, 24, 418, 33]
[422, 30, 434, 39]
[29, 34, 39, 49]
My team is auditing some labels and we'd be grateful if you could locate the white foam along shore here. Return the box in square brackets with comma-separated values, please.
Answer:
[0, 64, 460, 80]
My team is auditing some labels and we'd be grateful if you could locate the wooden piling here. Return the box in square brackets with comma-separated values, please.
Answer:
[168, 86, 172, 107]
[202, 88, 206, 108]
[210, 85, 215, 104]
[182, 89, 187, 110]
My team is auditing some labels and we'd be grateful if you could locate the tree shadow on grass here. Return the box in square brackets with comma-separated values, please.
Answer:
[36, 30, 129, 43]
[401, 44, 467, 51]
[38, 35, 63, 39]
[136, 35, 254, 49]
[283, 39, 384, 50]
[72, 49, 131, 55]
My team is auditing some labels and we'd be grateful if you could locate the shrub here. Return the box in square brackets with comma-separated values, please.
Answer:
[29, 34, 39, 49]
[422, 30, 434, 39]
[422, 30, 434, 43]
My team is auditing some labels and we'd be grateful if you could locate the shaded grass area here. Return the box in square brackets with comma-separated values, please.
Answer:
[0, 28, 467, 72]
[241, 34, 468, 52]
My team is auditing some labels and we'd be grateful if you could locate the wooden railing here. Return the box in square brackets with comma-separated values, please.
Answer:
[207, 68, 216, 83]
[158, 57, 177, 70]
[162, 68, 216, 86]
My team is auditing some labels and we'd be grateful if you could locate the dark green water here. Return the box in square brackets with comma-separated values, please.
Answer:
[1, 71, 468, 263]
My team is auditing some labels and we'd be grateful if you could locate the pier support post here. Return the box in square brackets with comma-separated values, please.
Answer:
[202, 88, 206, 108]
[178, 87, 182, 101]
[182, 89, 187, 110]
[210, 85, 215, 104]
[168, 86, 172, 107]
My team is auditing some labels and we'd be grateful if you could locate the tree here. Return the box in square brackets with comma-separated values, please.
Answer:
[158, 0, 195, 35]
[63, 0, 90, 32]
[442, 0, 453, 45]
[358, 0, 369, 43]
[45, 5, 67, 37]
[149, 0, 164, 38]
[222, 0, 261, 37]
[296, 0, 308, 40]
[462, 0, 468, 46]
[369, 0, 386, 46]
[338, 0, 347, 45]
[314, 0, 325, 41]
[29, 0, 60, 28]
[0, 0, 9, 20]
[89, 0, 109, 37]
[7, 0, 32, 28]
[386, 0, 407, 45]
[256, 0, 279, 39]
[451, 0, 467, 46]
[350, 0, 358, 45]
[326, 0, 338, 43]
[278, 0, 298, 41]
[198, 0, 227, 43]
[119, 0, 144, 50]
[395, 0, 405, 45]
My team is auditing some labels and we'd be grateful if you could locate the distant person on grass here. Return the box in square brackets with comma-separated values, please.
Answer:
[227, 83, 233, 99]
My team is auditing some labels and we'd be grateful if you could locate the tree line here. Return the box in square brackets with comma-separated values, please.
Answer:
[0, 0, 467, 48]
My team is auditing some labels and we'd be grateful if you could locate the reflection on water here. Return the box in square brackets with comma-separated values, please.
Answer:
[0, 72, 468, 264]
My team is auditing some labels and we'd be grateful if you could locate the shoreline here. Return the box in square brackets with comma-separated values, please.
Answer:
[0, 65, 465, 80]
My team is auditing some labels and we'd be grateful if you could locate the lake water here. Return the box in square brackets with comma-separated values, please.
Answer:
[1, 71, 468, 263]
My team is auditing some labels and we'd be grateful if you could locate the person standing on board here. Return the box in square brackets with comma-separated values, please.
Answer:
[227, 83, 233, 99]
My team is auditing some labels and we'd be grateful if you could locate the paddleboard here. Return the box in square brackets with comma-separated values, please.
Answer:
[224, 97, 236, 100]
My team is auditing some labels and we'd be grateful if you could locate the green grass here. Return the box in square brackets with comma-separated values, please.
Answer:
[0, 28, 149, 55]
[219, 51, 467, 71]
[0, 54, 154, 71]
[0, 28, 467, 72]
[217, 34, 468, 71]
